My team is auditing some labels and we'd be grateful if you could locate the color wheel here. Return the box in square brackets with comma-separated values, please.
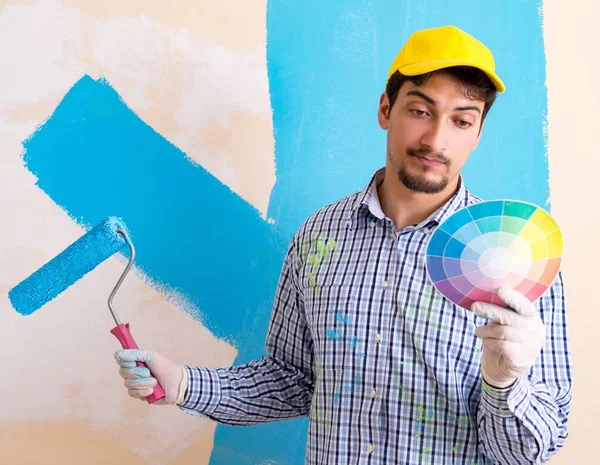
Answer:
[425, 200, 563, 310]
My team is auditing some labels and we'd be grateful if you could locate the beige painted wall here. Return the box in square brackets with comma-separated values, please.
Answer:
[0, 0, 270, 463]
[544, 0, 599, 462]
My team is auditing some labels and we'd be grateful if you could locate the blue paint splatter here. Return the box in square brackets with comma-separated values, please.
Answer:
[336, 311, 348, 324]
[326, 328, 342, 340]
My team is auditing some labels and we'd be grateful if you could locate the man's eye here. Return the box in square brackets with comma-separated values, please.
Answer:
[410, 109, 427, 117]
[456, 120, 472, 128]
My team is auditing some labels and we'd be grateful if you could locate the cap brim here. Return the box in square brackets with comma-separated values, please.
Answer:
[398, 59, 505, 92]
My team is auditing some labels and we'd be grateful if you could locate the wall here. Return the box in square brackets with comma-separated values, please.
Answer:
[543, 0, 599, 462]
[0, 0, 595, 463]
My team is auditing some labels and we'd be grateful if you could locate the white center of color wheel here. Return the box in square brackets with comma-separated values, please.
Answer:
[479, 247, 514, 279]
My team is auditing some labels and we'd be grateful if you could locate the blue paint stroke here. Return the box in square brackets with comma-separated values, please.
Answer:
[23, 75, 282, 345]
[21, 75, 307, 464]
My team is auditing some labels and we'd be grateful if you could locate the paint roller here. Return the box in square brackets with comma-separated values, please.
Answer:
[8, 216, 165, 403]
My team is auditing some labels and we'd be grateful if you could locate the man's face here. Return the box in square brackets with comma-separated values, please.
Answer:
[377, 72, 485, 194]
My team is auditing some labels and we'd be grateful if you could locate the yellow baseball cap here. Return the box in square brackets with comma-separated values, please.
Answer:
[387, 25, 505, 92]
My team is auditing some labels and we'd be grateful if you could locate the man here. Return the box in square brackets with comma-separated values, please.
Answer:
[115, 26, 572, 464]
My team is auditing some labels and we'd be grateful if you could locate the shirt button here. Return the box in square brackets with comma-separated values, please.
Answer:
[370, 388, 377, 399]
[370, 221, 376, 228]
[382, 280, 388, 289]
[375, 333, 382, 343]
[367, 443, 374, 454]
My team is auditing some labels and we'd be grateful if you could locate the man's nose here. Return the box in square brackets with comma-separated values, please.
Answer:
[420, 121, 447, 153]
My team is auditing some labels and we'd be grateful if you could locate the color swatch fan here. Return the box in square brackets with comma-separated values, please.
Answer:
[425, 200, 563, 310]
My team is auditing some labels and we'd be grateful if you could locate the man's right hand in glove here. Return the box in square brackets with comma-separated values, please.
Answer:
[114, 349, 188, 405]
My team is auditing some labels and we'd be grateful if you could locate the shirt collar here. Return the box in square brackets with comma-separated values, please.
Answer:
[348, 168, 471, 231]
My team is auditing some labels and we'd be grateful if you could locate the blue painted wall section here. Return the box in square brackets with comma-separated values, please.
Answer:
[267, 0, 549, 239]
[22, 1, 547, 463]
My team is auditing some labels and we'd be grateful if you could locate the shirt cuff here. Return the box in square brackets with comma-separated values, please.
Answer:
[178, 365, 223, 417]
[481, 374, 531, 419]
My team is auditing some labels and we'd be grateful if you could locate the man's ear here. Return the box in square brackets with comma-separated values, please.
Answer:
[378, 92, 391, 130]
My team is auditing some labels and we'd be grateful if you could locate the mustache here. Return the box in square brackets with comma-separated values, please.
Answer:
[407, 147, 449, 164]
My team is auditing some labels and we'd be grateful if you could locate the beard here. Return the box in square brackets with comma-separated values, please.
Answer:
[393, 147, 450, 194]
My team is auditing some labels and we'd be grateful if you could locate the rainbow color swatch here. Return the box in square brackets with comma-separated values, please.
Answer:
[426, 200, 563, 310]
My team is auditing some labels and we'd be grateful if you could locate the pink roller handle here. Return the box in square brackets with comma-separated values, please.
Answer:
[110, 323, 166, 404]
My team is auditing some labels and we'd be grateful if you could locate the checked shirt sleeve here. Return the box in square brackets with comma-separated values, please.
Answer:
[178, 235, 315, 426]
[477, 272, 573, 464]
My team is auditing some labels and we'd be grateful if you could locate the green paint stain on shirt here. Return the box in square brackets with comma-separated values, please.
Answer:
[316, 239, 329, 260]
[307, 272, 318, 290]
[327, 238, 339, 256]
[421, 447, 432, 460]
[308, 253, 320, 268]
[315, 358, 323, 379]
[416, 405, 425, 421]
[451, 441, 465, 452]
[482, 382, 498, 394]
[300, 234, 342, 289]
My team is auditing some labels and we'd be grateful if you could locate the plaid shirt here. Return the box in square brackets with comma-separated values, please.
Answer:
[180, 169, 572, 465]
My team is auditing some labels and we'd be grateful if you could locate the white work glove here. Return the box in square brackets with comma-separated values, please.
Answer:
[114, 349, 188, 405]
[471, 287, 545, 389]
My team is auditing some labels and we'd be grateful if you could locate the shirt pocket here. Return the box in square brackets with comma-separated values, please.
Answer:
[304, 283, 356, 371]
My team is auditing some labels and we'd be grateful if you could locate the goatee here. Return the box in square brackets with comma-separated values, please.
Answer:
[395, 148, 450, 194]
